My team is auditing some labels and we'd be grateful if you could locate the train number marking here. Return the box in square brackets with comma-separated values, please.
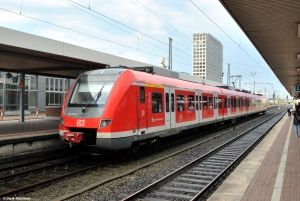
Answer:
[77, 120, 85, 127]
[142, 110, 145, 116]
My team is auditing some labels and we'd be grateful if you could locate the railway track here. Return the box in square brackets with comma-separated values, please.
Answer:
[121, 109, 285, 200]
[0, 154, 113, 197]
[0, 108, 283, 199]
[50, 109, 284, 200]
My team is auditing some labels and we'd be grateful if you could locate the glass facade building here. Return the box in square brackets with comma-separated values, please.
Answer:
[192, 32, 223, 83]
[0, 72, 72, 111]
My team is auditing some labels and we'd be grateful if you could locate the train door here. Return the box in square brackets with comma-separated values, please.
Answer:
[196, 91, 201, 123]
[214, 93, 218, 119]
[137, 84, 147, 132]
[217, 95, 223, 118]
[164, 87, 170, 129]
[164, 86, 175, 129]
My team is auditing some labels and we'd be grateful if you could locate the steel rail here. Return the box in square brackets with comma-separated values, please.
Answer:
[121, 110, 284, 200]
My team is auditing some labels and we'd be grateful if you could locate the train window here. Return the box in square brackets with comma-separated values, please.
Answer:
[166, 93, 169, 113]
[199, 96, 202, 110]
[203, 96, 207, 110]
[152, 93, 162, 113]
[140, 87, 145, 104]
[209, 97, 213, 110]
[230, 98, 234, 108]
[218, 98, 222, 109]
[177, 94, 185, 112]
[196, 96, 199, 110]
[171, 93, 174, 112]
[224, 97, 227, 108]
[214, 97, 216, 109]
[228, 98, 230, 108]
[188, 95, 195, 111]
[234, 99, 237, 108]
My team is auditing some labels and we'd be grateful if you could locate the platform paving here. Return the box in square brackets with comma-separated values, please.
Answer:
[0, 111, 59, 137]
[209, 114, 298, 201]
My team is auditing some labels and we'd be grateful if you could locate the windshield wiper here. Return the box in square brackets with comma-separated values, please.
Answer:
[82, 84, 105, 113]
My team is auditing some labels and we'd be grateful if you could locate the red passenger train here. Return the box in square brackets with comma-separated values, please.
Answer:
[59, 66, 267, 151]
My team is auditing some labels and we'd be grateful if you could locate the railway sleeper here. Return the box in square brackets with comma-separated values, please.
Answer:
[192, 167, 221, 173]
[198, 164, 224, 170]
[202, 161, 229, 166]
[153, 191, 193, 200]
[170, 181, 205, 188]
[177, 177, 210, 183]
[189, 170, 220, 177]
[208, 158, 234, 163]
[160, 186, 199, 193]
[181, 174, 213, 180]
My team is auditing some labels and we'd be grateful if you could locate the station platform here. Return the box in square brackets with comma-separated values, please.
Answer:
[0, 111, 59, 140]
[0, 112, 63, 169]
[209, 113, 298, 201]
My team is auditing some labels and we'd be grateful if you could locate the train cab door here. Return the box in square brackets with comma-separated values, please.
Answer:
[137, 84, 147, 133]
[164, 86, 175, 129]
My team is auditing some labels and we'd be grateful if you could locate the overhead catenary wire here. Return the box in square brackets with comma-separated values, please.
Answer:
[135, 0, 192, 49]
[66, 0, 192, 58]
[62, 0, 193, 59]
[0, 6, 192, 67]
[189, 0, 280, 83]
[0, 8, 159, 60]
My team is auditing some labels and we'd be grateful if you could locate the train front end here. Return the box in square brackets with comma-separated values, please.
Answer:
[59, 68, 132, 150]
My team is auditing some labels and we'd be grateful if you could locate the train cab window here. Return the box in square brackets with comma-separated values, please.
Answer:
[188, 95, 195, 111]
[218, 98, 222, 109]
[177, 94, 185, 112]
[152, 93, 162, 113]
[196, 96, 199, 110]
[224, 97, 227, 108]
[171, 93, 174, 112]
[209, 97, 213, 110]
[203, 96, 208, 110]
[166, 93, 169, 112]
[140, 87, 145, 104]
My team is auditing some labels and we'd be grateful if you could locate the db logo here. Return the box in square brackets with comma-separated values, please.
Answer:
[77, 120, 85, 126]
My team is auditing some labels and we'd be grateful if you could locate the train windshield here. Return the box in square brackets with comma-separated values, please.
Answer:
[68, 74, 119, 107]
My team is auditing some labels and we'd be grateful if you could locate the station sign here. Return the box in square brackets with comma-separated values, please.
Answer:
[12, 77, 18, 83]
[293, 83, 300, 92]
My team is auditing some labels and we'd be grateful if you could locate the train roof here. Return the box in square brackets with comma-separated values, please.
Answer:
[83, 66, 264, 98]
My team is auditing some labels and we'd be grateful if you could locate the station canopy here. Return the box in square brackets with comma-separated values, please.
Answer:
[220, 0, 300, 97]
[0, 26, 150, 79]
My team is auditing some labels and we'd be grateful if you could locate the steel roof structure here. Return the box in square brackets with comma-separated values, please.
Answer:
[220, 0, 300, 97]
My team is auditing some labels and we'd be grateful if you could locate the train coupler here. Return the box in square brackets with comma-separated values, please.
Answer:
[63, 132, 84, 144]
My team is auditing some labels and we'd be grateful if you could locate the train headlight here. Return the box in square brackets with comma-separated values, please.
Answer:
[60, 117, 64, 126]
[100, 119, 112, 128]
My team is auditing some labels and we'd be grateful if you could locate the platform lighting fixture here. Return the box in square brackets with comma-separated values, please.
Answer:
[5, 72, 12, 78]
[297, 54, 300, 59]
[297, 68, 300, 72]
[295, 22, 300, 37]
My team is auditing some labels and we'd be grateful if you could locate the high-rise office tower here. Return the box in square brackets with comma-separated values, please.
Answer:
[192, 33, 223, 82]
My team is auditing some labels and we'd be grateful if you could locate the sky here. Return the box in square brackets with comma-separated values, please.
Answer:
[0, 0, 288, 99]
